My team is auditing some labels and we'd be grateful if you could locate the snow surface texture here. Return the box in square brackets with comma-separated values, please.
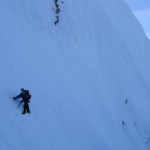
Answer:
[0, 0, 150, 150]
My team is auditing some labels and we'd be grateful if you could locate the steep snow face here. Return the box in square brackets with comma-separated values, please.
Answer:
[0, 0, 150, 150]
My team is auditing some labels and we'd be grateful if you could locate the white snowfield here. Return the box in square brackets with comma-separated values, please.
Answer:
[0, 0, 150, 150]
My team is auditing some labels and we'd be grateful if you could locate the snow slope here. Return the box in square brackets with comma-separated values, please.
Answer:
[0, 0, 150, 150]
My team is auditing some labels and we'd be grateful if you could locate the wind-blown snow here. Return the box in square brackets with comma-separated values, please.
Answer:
[0, 0, 150, 150]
